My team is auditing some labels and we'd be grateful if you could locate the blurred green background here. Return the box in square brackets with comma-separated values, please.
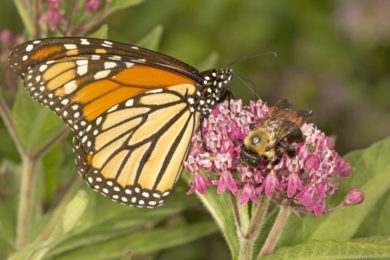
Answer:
[1, 0, 389, 259]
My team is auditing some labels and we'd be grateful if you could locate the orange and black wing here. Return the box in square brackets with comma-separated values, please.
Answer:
[9, 37, 201, 207]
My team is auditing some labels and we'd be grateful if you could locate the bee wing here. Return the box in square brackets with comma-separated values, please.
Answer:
[296, 109, 313, 126]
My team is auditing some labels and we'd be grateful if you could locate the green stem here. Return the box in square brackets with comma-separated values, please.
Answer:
[13, 0, 35, 38]
[0, 93, 25, 157]
[34, 0, 41, 39]
[238, 235, 254, 260]
[245, 196, 269, 239]
[238, 202, 250, 237]
[38, 178, 83, 242]
[34, 126, 69, 159]
[257, 206, 290, 258]
[237, 196, 270, 260]
[16, 154, 37, 249]
[230, 193, 241, 232]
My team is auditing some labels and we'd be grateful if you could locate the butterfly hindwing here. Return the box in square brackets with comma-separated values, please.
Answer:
[75, 87, 199, 207]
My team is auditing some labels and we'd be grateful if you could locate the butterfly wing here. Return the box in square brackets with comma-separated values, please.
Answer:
[10, 37, 201, 207]
[72, 87, 200, 207]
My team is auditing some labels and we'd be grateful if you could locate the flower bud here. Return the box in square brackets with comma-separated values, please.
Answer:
[335, 158, 351, 177]
[344, 188, 364, 206]
[0, 29, 12, 44]
[85, 0, 101, 12]
[304, 154, 320, 170]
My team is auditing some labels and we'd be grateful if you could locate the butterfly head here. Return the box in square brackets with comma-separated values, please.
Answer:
[196, 68, 233, 116]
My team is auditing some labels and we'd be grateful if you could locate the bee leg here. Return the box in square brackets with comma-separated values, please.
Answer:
[280, 142, 296, 158]
[271, 148, 283, 165]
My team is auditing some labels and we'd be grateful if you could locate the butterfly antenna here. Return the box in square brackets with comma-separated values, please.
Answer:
[233, 73, 260, 99]
[227, 51, 278, 68]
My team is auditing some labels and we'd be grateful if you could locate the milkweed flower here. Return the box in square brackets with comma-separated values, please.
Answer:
[85, 0, 101, 13]
[39, 0, 66, 31]
[184, 99, 362, 216]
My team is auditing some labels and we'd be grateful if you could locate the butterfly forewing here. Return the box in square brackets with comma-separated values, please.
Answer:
[9, 37, 232, 207]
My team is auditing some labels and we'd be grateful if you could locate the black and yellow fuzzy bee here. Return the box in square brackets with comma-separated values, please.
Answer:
[240, 99, 312, 167]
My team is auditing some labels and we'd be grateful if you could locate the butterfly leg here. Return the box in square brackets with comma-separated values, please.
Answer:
[199, 116, 212, 153]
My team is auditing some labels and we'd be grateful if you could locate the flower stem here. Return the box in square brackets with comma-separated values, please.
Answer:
[38, 177, 83, 242]
[16, 154, 37, 249]
[230, 193, 241, 231]
[34, 126, 69, 159]
[245, 196, 269, 239]
[13, 0, 35, 38]
[237, 196, 269, 260]
[238, 235, 254, 260]
[257, 205, 290, 258]
[0, 92, 25, 157]
[65, 0, 79, 35]
[34, 0, 41, 38]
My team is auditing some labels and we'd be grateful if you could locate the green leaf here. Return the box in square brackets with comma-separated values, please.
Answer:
[309, 138, 390, 240]
[88, 24, 109, 39]
[103, 0, 144, 20]
[61, 190, 89, 234]
[278, 138, 390, 246]
[182, 171, 239, 258]
[51, 221, 218, 260]
[9, 190, 89, 260]
[355, 189, 390, 237]
[136, 25, 163, 50]
[48, 182, 199, 257]
[12, 86, 64, 155]
[0, 160, 19, 245]
[261, 237, 390, 260]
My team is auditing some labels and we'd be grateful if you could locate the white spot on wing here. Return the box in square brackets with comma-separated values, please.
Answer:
[80, 38, 90, 45]
[26, 45, 33, 52]
[104, 62, 117, 69]
[96, 117, 103, 125]
[61, 98, 69, 105]
[107, 105, 118, 112]
[94, 70, 111, 79]
[64, 44, 77, 50]
[109, 55, 121, 60]
[146, 89, 162, 94]
[64, 80, 77, 94]
[125, 62, 134, 68]
[39, 64, 48, 72]
[77, 65, 88, 76]
[76, 60, 88, 65]
[125, 99, 134, 107]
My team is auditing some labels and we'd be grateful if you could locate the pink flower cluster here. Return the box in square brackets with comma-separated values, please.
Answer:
[185, 99, 359, 216]
[39, 0, 66, 31]
[39, 0, 102, 31]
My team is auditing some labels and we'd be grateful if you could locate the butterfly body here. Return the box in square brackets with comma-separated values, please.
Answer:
[9, 37, 232, 207]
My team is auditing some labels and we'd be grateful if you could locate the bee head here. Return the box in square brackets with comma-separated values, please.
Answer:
[244, 128, 274, 158]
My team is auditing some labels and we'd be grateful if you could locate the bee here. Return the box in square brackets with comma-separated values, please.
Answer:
[240, 99, 312, 167]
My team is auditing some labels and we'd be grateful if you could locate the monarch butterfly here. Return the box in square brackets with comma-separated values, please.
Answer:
[9, 37, 233, 208]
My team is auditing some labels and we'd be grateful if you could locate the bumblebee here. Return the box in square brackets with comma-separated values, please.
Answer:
[240, 99, 312, 167]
